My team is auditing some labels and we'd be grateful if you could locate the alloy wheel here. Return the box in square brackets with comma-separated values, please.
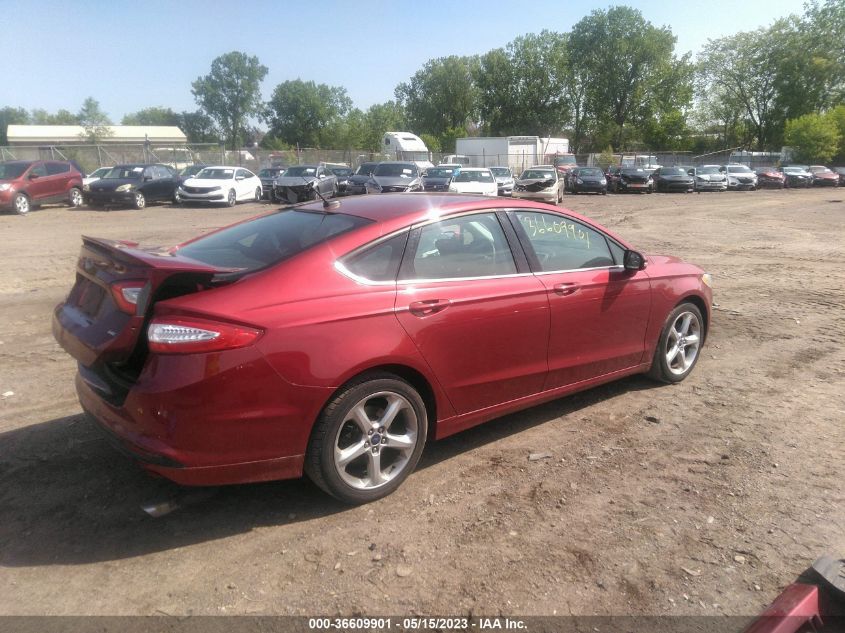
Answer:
[665, 311, 701, 376]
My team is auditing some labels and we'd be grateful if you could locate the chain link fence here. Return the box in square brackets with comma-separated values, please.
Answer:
[0, 143, 790, 175]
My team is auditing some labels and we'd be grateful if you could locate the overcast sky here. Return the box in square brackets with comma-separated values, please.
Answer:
[1, 0, 804, 122]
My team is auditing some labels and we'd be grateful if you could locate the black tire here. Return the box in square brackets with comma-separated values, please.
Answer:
[254, 187, 261, 202]
[132, 192, 146, 210]
[601, 188, 607, 195]
[647, 302, 705, 384]
[12, 193, 31, 215]
[305, 374, 428, 504]
[68, 187, 84, 208]
[227, 189, 236, 207]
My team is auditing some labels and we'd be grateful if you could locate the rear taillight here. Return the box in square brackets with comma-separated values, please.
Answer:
[147, 317, 262, 354]
[111, 281, 148, 315]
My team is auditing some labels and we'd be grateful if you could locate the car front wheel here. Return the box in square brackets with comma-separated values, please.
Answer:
[305, 374, 428, 504]
[132, 192, 146, 209]
[648, 303, 704, 383]
[254, 187, 262, 202]
[13, 193, 30, 215]
[68, 187, 84, 208]
[227, 189, 236, 206]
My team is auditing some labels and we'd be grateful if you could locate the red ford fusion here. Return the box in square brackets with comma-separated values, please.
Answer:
[53, 194, 712, 504]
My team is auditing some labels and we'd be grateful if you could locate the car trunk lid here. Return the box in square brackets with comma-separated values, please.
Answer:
[53, 236, 231, 368]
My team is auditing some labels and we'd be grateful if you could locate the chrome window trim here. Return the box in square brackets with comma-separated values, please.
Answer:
[534, 264, 624, 276]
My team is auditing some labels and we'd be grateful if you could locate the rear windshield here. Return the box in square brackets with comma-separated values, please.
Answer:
[374, 163, 417, 177]
[0, 162, 32, 179]
[105, 166, 145, 179]
[176, 209, 371, 272]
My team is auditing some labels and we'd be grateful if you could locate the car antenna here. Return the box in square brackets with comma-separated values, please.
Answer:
[301, 176, 341, 212]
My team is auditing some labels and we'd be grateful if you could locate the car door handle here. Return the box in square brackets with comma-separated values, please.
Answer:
[408, 299, 451, 316]
[553, 282, 580, 296]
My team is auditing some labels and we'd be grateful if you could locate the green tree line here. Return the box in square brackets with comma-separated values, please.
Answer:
[3, 1, 843, 161]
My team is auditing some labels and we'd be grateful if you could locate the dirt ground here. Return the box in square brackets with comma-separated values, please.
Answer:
[0, 189, 843, 618]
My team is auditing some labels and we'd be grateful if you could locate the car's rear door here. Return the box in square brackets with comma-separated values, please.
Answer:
[507, 209, 652, 389]
[394, 210, 549, 415]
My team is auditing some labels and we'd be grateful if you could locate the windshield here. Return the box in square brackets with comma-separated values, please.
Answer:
[104, 166, 144, 179]
[374, 163, 416, 177]
[284, 166, 318, 177]
[661, 167, 688, 176]
[177, 210, 371, 273]
[89, 167, 110, 178]
[809, 166, 830, 173]
[258, 168, 283, 178]
[197, 168, 234, 180]
[783, 167, 804, 173]
[700, 166, 720, 174]
[727, 165, 752, 173]
[354, 163, 378, 176]
[425, 168, 455, 178]
[179, 165, 204, 176]
[578, 168, 603, 177]
[490, 167, 511, 177]
[331, 168, 353, 178]
[453, 170, 493, 183]
[553, 156, 576, 165]
[521, 169, 555, 180]
[0, 163, 31, 180]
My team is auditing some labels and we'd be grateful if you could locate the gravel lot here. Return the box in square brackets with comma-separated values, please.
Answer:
[0, 189, 843, 617]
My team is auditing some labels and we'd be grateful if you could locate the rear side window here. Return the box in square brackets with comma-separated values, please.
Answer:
[342, 232, 409, 282]
[512, 211, 614, 271]
[177, 210, 371, 272]
[46, 162, 70, 175]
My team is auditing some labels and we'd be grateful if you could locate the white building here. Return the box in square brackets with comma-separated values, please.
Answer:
[5, 125, 187, 146]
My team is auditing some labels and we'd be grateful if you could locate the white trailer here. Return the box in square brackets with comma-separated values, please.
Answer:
[455, 136, 569, 173]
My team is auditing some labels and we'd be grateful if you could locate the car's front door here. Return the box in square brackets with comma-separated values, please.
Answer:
[394, 211, 549, 415]
[25, 163, 50, 202]
[508, 209, 652, 389]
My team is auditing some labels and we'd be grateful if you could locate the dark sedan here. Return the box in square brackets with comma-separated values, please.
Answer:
[833, 167, 845, 186]
[52, 194, 712, 504]
[780, 166, 813, 188]
[653, 167, 694, 193]
[611, 167, 654, 193]
[84, 164, 178, 209]
[346, 162, 380, 195]
[369, 161, 422, 193]
[422, 166, 456, 192]
[568, 167, 607, 194]
[330, 167, 354, 195]
[258, 167, 285, 199]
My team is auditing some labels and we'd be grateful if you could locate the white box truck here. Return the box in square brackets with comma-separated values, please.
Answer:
[455, 136, 569, 174]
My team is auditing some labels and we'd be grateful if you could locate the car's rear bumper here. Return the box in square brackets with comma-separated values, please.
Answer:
[72, 348, 331, 486]
[85, 191, 135, 205]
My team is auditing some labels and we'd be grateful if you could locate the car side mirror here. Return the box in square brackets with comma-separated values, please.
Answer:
[29, 173, 40, 180]
[144, 176, 153, 182]
[236, 176, 244, 181]
[623, 250, 646, 271]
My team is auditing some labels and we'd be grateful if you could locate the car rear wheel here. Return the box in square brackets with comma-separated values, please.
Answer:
[305, 375, 428, 504]
[227, 189, 236, 206]
[68, 187, 83, 208]
[133, 192, 146, 210]
[173, 190, 182, 205]
[12, 193, 30, 215]
[254, 187, 261, 202]
[648, 303, 704, 384]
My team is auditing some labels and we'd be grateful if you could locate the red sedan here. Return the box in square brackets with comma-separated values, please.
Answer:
[53, 195, 713, 504]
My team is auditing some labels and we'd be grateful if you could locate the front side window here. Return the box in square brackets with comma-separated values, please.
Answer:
[402, 212, 517, 280]
[512, 211, 615, 272]
[29, 163, 47, 178]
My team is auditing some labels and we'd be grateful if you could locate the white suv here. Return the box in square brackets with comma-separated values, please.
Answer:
[721, 164, 758, 190]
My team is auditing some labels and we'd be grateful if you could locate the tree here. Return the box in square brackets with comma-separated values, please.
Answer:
[570, 7, 692, 149]
[784, 112, 841, 163]
[361, 101, 406, 151]
[475, 32, 569, 137]
[30, 108, 79, 125]
[192, 51, 268, 150]
[77, 97, 112, 142]
[178, 110, 218, 144]
[266, 79, 352, 147]
[122, 106, 181, 126]
[0, 107, 29, 145]
[698, 29, 781, 149]
[828, 104, 845, 163]
[395, 55, 479, 144]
